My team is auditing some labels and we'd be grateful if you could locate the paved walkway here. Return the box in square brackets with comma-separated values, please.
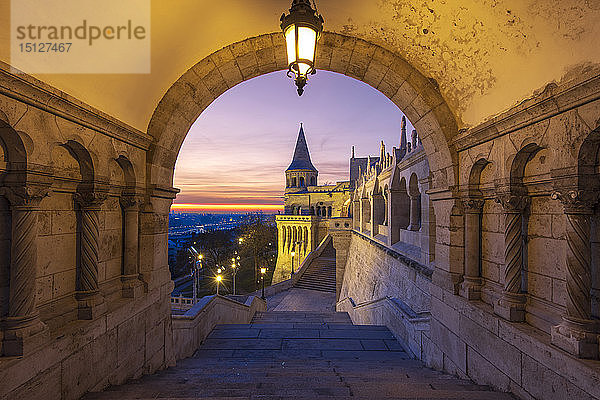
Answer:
[266, 288, 335, 312]
[85, 310, 515, 400]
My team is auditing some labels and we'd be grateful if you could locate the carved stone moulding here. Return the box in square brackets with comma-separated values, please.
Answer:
[462, 197, 485, 213]
[494, 292, 527, 322]
[1, 313, 49, 356]
[551, 190, 599, 214]
[0, 184, 51, 208]
[75, 290, 107, 320]
[119, 194, 141, 210]
[494, 193, 530, 213]
[74, 191, 109, 210]
[121, 274, 144, 299]
[551, 317, 599, 359]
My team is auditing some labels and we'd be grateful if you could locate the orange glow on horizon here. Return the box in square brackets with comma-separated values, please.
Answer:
[171, 203, 284, 212]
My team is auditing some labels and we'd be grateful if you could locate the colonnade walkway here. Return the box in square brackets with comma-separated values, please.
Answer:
[84, 307, 514, 399]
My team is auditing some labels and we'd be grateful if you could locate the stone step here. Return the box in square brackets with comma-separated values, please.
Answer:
[298, 274, 336, 279]
[294, 284, 336, 292]
[295, 279, 336, 285]
[83, 308, 514, 400]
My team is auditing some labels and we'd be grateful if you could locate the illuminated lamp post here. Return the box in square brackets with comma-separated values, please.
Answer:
[280, 0, 324, 96]
[260, 267, 267, 299]
[291, 249, 296, 276]
[188, 246, 203, 304]
[231, 259, 238, 295]
[216, 268, 222, 296]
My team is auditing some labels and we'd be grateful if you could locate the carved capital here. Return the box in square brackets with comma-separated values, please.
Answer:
[494, 193, 529, 213]
[119, 195, 141, 210]
[74, 191, 108, 210]
[0, 185, 51, 208]
[462, 198, 485, 213]
[551, 190, 598, 214]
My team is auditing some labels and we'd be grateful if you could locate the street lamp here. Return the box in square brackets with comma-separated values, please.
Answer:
[280, 0, 324, 96]
[231, 262, 238, 295]
[260, 267, 267, 299]
[216, 268, 222, 296]
[188, 247, 203, 304]
[290, 249, 296, 276]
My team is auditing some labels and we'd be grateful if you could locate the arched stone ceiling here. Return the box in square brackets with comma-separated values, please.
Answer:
[0, 0, 599, 131]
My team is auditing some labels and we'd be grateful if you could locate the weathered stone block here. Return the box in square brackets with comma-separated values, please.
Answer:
[458, 313, 521, 382]
[466, 345, 511, 392]
[430, 318, 466, 373]
[522, 354, 595, 400]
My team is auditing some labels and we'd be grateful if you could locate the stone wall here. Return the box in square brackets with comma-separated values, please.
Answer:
[0, 282, 174, 400]
[338, 231, 431, 356]
[338, 69, 600, 400]
[0, 65, 175, 399]
[172, 295, 266, 360]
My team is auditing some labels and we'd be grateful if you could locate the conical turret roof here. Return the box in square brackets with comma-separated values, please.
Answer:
[286, 124, 317, 172]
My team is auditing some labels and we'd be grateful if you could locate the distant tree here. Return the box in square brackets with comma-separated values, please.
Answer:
[191, 229, 235, 270]
[238, 214, 277, 290]
[171, 250, 193, 279]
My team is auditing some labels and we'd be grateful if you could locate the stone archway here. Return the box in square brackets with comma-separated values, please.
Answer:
[146, 32, 459, 192]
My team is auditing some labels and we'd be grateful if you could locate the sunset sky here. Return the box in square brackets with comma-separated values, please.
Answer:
[172, 70, 414, 213]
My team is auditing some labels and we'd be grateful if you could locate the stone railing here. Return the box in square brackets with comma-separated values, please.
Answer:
[337, 296, 430, 359]
[171, 294, 266, 360]
[170, 295, 200, 311]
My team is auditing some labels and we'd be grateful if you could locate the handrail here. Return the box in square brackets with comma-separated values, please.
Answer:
[247, 234, 334, 299]
[337, 296, 430, 323]
[171, 294, 266, 360]
[291, 234, 332, 285]
[337, 296, 430, 359]
[351, 230, 433, 279]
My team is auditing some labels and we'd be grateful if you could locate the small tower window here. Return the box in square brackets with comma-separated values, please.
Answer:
[327, 206, 332, 217]
[310, 176, 316, 185]
[291, 177, 297, 187]
[299, 176, 305, 187]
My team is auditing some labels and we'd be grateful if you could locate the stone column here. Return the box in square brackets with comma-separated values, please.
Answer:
[352, 200, 360, 229]
[408, 194, 421, 231]
[0, 185, 50, 356]
[75, 191, 107, 320]
[387, 189, 401, 246]
[120, 196, 143, 299]
[370, 193, 384, 236]
[330, 229, 352, 302]
[494, 194, 529, 321]
[360, 197, 370, 233]
[551, 190, 599, 359]
[460, 198, 484, 300]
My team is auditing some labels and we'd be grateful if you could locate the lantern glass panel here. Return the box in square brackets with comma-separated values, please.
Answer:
[298, 26, 317, 63]
[285, 25, 296, 66]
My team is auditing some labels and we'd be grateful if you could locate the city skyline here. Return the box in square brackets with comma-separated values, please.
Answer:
[173, 70, 414, 212]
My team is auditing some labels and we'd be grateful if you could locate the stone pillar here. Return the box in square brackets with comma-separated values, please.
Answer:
[494, 194, 529, 322]
[408, 194, 421, 231]
[551, 190, 599, 359]
[120, 196, 143, 299]
[330, 230, 352, 302]
[460, 198, 484, 300]
[75, 192, 107, 320]
[370, 193, 384, 236]
[360, 197, 370, 233]
[387, 189, 401, 246]
[352, 200, 360, 229]
[0, 185, 50, 356]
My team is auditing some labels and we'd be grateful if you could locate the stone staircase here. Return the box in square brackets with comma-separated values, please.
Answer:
[294, 241, 336, 292]
[84, 311, 515, 399]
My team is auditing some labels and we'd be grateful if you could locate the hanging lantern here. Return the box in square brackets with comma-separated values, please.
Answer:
[280, 0, 324, 96]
